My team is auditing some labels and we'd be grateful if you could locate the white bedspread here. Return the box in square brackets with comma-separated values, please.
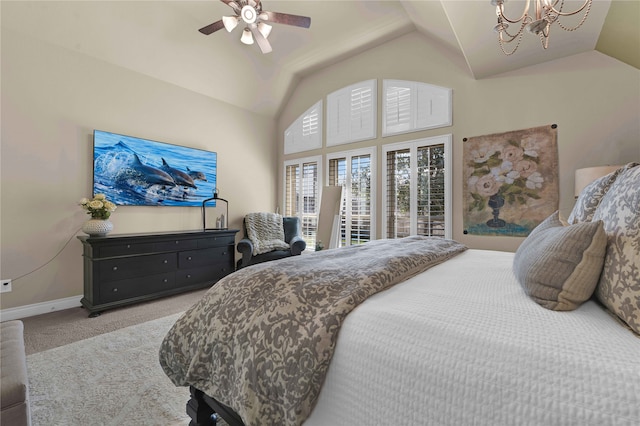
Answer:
[305, 249, 640, 426]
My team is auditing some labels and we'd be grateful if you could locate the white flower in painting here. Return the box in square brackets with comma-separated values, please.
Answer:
[471, 174, 502, 197]
[521, 136, 541, 158]
[491, 161, 520, 184]
[500, 145, 524, 163]
[470, 144, 497, 163]
[514, 159, 538, 178]
[526, 172, 544, 189]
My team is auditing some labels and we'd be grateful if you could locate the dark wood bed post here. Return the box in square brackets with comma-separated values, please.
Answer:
[187, 387, 219, 426]
[187, 386, 246, 426]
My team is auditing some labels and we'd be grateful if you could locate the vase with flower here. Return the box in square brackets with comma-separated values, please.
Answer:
[79, 194, 117, 237]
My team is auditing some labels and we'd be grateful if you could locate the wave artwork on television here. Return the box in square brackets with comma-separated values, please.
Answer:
[93, 130, 217, 206]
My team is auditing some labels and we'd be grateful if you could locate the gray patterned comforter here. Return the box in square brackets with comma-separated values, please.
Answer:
[159, 236, 467, 426]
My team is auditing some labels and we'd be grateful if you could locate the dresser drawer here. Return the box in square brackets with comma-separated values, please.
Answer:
[152, 239, 198, 252]
[99, 253, 177, 282]
[98, 242, 155, 258]
[178, 247, 231, 269]
[176, 266, 228, 287]
[197, 235, 235, 249]
[100, 272, 175, 303]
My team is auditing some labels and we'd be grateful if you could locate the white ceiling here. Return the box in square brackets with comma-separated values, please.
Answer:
[4, 0, 632, 118]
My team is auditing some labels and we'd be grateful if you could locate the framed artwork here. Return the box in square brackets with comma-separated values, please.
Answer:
[93, 130, 217, 206]
[463, 124, 559, 237]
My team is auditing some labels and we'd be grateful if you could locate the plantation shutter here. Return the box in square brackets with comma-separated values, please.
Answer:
[417, 145, 446, 237]
[285, 164, 300, 217]
[284, 157, 321, 250]
[301, 161, 319, 248]
[327, 80, 377, 146]
[284, 101, 323, 154]
[384, 83, 412, 135]
[327, 149, 375, 247]
[386, 148, 411, 238]
[383, 135, 451, 239]
[383, 80, 452, 136]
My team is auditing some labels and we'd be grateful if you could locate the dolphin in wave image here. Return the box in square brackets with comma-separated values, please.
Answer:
[161, 158, 197, 189]
[187, 167, 207, 182]
[116, 153, 177, 188]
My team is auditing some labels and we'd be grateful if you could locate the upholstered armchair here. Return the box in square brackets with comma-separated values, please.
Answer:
[236, 214, 306, 269]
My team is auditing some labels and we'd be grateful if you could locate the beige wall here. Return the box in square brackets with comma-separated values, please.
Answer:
[2, 27, 638, 313]
[278, 32, 640, 252]
[0, 29, 277, 310]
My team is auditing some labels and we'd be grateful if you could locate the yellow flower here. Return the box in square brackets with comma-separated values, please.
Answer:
[79, 194, 117, 219]
[88, 200, 104, 209]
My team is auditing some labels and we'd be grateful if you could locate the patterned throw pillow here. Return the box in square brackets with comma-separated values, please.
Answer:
[513, 211, 607, 311]
[592, 164, 640, 335]
[568, 169, 622, 224]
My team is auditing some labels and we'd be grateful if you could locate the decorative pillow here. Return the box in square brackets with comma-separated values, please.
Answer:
[245, 212, 290, 256]
[513, 211, 607, 311]
[568, 169, 621, 224]
[592, 164, 640, 335]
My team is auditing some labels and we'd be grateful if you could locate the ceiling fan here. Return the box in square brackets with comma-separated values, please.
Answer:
[199, 0, 311, 54]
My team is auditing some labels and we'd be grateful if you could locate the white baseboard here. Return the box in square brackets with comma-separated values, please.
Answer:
[0, 295, 83, 321]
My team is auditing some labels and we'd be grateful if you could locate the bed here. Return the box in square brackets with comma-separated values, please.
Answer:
[159, 162, 639, 426]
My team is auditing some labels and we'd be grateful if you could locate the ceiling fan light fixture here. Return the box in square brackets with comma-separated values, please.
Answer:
[198, 1, 311, 54]
[222, 15, 239, 32]
[241, 5, 257, 24]
[241, 27, 254, 45]
[258, 22, 272, 39]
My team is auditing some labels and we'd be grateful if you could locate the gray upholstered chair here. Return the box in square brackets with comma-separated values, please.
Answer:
[236, 216, 306, 269]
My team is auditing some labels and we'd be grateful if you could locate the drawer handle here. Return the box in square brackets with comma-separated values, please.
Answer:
[187, 256, 192, 261]
[112, 266, 118, 271]
[163, 278, 168, 283]
[175, 240, 180, 244]
[113, 288, 118, 292]
[126, 244, 131, 249]
[186, 274, 192, 279]
[163, 259, 168, 264]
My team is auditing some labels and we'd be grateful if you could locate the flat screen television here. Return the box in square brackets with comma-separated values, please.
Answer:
[92, 130, 217, 206]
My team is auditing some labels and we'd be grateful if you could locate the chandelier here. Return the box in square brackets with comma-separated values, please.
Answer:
[491, 0, 592, 55]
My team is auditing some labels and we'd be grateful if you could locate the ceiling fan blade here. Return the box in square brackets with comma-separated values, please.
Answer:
[261, 11, 311, 28]
[220, 0, 241, 14]
[250, 25, 272, 54]
[199, 20, 225, 35]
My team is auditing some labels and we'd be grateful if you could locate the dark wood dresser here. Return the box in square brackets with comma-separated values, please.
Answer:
[78, 229, 238, 317]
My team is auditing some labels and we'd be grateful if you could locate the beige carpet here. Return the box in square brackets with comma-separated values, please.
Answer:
[22, 288, 208, 355]
[27, 313, 193, 425]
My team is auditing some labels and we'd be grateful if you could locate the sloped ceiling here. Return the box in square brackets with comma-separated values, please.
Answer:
[2, 0, 638, 118]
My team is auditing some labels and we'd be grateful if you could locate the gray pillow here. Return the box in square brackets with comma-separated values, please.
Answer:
[592, 164, 640, 335]
[513, 211, 607, 311]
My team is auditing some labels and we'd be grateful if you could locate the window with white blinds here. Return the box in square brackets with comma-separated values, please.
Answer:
[326, 80, 377, 146]
[327, 148, 376, 247]
[284, 101, 323, 154]
[382, 80, 452, 137]
[284, 156, 322, 250]
[383, 135, 452, 239]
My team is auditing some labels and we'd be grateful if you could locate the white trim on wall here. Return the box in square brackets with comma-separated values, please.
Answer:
[0, 295, 82, 321]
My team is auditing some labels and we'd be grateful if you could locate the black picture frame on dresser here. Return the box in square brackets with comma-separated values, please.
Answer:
[78, 229, 238, 317]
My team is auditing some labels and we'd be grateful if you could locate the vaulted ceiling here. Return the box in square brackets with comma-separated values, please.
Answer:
[3, 1, 638, 118]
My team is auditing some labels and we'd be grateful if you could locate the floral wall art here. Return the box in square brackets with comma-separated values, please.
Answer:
[463, 124, 559, 237]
